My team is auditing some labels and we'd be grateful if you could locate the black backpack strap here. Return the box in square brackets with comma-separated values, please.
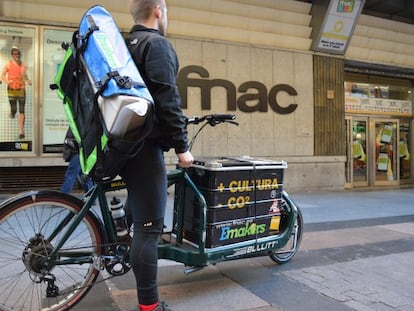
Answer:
[92, 77, 112, 180]
[93, 92, 104, 180]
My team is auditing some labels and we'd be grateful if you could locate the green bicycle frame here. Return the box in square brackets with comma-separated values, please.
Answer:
[46, 180, 125, 265]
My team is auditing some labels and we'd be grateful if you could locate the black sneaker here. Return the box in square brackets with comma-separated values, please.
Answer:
[153, 301, 172, 311]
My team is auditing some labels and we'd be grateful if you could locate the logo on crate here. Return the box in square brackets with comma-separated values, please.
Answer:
[219, 220, 266, 241]
[226, 241, 280, 258]
[226, 195, 250, 209]
[219, 178, 281, 193]
[247, 241, 278, 253]
[216, 178, 282, 210]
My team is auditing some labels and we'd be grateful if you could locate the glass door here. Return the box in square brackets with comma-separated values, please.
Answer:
[352, 118, 368, 186]
[345, 118, 352, 188]
[399, 120, 411, 182]
[373, 119, 399, 186]
[345, 116, 368, 187]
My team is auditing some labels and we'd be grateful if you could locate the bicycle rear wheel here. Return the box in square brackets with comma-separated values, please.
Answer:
[0, 191, 103, 311]
[268, 197, 303, 264]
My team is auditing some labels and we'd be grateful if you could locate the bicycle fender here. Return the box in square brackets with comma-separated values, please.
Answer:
[0, 190, 105, 239]
[0, 190, 81, 208]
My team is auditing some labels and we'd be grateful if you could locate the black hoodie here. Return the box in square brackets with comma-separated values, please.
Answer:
[127, 24, 189, 154]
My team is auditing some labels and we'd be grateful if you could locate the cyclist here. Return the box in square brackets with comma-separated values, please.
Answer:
[123, 0, 193, 310]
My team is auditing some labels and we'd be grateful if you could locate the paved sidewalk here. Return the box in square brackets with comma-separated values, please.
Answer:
[92, 187, 414, 311]
[1, 187, 413, 310]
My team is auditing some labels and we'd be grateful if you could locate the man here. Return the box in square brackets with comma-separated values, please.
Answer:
[122, 1, 193, 310]
[60, 128, 93, 193]
[1, 47, 32, 139]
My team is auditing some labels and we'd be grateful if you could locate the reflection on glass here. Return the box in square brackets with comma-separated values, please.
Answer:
[352, 120, 367, 183]
[345, 74, 412, 101]
[399, 121, 411, 180]
[375, 122, 397, 182]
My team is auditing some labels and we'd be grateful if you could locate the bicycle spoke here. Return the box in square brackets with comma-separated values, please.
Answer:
[0, 194, 102, 311]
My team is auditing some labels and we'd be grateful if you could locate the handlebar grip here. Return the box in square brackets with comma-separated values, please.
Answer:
[185, 116, 200, 124]
[208, 114, 236, 121]
[186, 114, 236, 125]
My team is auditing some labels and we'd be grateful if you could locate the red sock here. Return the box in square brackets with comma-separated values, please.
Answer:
[139, 302, 159, 311]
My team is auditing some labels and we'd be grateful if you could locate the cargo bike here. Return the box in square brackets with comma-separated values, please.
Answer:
[0, 114, 303, 311]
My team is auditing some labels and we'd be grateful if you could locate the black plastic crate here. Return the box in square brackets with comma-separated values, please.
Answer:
[174, 157, 287, 248]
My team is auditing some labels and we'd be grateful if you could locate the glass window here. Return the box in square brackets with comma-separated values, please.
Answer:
[345, 73, 412, 100]
[345, 73, 413, 117]
[370, 76, 411, 100]
[42, 28, 73, 153]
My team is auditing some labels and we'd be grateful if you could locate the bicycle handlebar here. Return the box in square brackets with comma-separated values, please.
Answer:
[186, 114, 238, 126]
[186, 114, 238, 151]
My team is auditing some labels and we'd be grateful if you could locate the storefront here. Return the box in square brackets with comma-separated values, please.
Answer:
[1, 0, 414, 192]
[344, 70, 413, 188]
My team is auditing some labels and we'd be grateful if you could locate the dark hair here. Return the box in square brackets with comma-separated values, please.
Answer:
[130, 0, 164, 23]
[11, 47, 21, 55]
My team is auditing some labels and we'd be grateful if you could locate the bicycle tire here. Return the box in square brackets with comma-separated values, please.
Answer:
[0, 190, 103, 311]
[268, 198, 303, 264]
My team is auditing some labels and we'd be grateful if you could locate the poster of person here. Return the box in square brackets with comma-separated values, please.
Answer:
[42, 28, 73, 153]
[0, 24, 34, 151]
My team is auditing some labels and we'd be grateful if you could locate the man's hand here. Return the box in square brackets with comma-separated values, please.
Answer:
[176, 151, 194, 168]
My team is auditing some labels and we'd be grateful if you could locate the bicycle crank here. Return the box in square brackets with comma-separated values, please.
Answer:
[103, 244, 132, 276]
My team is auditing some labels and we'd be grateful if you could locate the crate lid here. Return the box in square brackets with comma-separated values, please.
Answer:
[191, 156, 288, 170]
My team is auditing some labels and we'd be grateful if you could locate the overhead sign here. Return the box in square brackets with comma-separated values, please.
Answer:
[313, 0, 365, 54]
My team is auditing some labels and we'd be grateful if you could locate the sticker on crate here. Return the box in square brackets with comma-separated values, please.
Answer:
[207, 216, 280, 247]
[219, 218, 266, 241]
[270, 216, 281, 231]
[180, 214, 286, 248]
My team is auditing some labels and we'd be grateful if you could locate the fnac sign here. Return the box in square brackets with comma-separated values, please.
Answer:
[177, 65, 298, 114]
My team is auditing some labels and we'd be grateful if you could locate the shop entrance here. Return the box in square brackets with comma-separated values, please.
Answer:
[346, 117, 402, 187]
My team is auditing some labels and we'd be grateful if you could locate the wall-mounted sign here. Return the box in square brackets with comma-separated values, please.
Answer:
[177, 65, 298, 114]
[345, 96, 413, 117]
[312, 0, 365, 54]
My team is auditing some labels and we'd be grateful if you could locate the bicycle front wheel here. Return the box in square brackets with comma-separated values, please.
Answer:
[0, 191, 103, 311]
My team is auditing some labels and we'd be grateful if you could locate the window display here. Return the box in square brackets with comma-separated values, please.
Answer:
[375, 121, 397, 182]
[42, 28, 73, 153]
[0, 24, 35, 151]
[352, 120, 367, 183]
